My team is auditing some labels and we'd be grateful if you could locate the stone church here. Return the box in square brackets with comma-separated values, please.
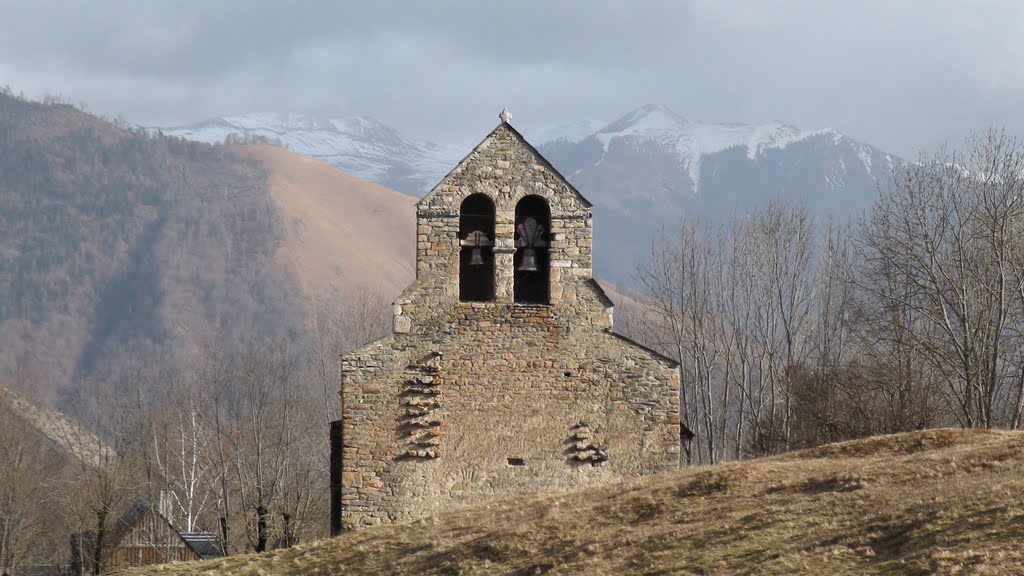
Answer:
[332, 110, 681, 531]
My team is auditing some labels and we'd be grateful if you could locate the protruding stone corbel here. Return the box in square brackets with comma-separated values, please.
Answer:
[398, 353, 444, 460]
[568, 422, 608, 466]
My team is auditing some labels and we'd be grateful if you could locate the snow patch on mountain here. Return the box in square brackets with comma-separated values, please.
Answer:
[856, 144, 873, 172]
[159, 113, 465, 195]
[529, 120, 606, 144]
[592, 104, 835, 189]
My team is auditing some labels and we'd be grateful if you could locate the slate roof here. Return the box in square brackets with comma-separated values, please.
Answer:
[180, 532, 224, 560]
[106, 498, 152, 546]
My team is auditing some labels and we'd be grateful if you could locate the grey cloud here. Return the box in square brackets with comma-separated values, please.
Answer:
[0, 0, 1022, 155]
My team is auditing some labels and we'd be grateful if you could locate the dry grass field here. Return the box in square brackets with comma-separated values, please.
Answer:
[129, 428, 1024, 575]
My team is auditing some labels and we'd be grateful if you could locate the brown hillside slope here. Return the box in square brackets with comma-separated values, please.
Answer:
[235, 145, 415, 300]
[133, 429, 1024, 575]
[0, 381, 112, 467]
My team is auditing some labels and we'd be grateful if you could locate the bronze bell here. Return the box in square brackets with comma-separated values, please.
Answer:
[468, 247, 485, 266]
[517, 248, 539, 272]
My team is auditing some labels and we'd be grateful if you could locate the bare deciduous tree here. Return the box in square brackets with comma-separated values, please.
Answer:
[308, 287, 390, 423]
[859, 128, 1024, 428]
[637, 202, 817, 462]
[151, 374, 217, 532]
[226, 341, 326, 552]
[60, 375, 147, 576]
[0, 401, 64, 573]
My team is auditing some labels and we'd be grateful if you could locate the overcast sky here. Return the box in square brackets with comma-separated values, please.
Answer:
[0, 0, 1021, 157]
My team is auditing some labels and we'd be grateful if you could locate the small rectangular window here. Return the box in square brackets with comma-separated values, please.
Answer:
[506, 457, 526, 467]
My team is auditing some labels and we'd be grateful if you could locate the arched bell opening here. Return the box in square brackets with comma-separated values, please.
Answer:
[459, 193, 495, 302]
[514, 195, 550, 304]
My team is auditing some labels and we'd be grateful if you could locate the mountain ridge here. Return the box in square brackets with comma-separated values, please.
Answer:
[0, 93, 413, 398]
[159, 105, 900, 282]
[159, 103, 896, 199]
[537, 106, 898, 281]
[160, 112, 465, 196]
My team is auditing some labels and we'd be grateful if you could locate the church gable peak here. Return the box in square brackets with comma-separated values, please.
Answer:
[417, 113, 592, 212]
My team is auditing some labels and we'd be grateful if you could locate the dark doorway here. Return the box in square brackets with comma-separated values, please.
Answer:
[514, 195, 550, 304]
[459, 194, 495, 302]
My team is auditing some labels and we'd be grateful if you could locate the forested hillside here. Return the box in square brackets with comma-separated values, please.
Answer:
[0, 91, 412, 402]
[0, 93, 416, 571]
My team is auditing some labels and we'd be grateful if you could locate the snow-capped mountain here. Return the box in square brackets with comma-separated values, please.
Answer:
[160, 105, 900, 284]
[160, 113, 464, 196]
[591, 104, 834, 189]
[543, 104, 895, 198]
[537, 104, 899, 281]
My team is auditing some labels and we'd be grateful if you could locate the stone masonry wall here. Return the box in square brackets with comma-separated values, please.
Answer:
[339, 120, 680, 529]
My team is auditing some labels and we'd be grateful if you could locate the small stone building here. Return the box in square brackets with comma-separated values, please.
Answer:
[336, 110, 681, 531]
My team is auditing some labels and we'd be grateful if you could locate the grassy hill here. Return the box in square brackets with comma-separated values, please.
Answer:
[131, 429, 1024, 575]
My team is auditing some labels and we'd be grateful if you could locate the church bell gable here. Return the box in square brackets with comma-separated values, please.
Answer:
[412, 112, 595, 306]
